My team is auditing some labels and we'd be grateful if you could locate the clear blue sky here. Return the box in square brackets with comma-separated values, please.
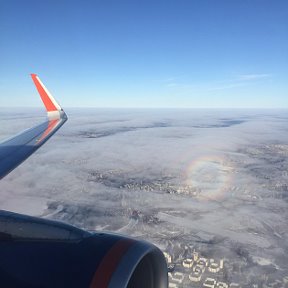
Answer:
[0, 0, 287, 108]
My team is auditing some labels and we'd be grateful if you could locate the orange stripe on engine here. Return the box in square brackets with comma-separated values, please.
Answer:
[89, 239, 135, 288]
[31, 74, 57, 112]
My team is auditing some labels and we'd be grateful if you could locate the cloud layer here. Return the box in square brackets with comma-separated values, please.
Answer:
[1, 108, 288, 286]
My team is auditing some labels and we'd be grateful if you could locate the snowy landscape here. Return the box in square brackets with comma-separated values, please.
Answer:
[1, 108, 288, 287]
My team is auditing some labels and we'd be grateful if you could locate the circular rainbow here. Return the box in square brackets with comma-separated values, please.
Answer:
[184, 155, 233, 201]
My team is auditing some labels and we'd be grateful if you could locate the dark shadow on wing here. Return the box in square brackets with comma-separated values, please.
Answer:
[0, 117, 67, 179]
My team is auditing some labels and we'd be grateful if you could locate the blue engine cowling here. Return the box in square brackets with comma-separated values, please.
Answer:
[0, 210, 168, 288]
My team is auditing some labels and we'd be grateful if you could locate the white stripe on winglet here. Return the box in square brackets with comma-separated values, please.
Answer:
[36, 75, 62, 111]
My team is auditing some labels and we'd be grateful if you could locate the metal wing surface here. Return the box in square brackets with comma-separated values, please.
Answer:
[0, 74, 67, 179]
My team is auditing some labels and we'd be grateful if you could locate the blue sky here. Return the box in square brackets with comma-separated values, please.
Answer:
[0, 0, 287, 108]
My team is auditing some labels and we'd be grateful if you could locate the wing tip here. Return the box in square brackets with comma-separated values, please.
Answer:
[30, 73, 67, 120]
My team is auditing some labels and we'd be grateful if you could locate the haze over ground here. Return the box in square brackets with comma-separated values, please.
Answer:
[1, 109, 288, 287]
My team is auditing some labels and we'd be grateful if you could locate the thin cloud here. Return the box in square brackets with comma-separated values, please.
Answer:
[167, 83, 179, 87]
[238, 74, 271, 81]
[159, 76, 184, 88]
[208, 73, 272, 91]
[208, 82, 247, 91]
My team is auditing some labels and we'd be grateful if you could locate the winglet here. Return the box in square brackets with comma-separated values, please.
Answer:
[31, 74, 66, 120]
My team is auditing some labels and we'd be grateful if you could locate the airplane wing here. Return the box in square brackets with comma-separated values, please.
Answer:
[0, 74, 67, 179]
[0, 75, 168, 288]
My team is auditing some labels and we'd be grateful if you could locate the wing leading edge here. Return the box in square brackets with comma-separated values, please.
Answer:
[0, 74, 67, 179]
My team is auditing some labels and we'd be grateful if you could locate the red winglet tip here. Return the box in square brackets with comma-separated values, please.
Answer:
[31, 74, 58, 112]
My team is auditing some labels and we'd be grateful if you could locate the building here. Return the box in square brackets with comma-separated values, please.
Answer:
[164, 251, 172, 264]
[182, 258, 194, 268]
[203, 277, 217, 288]
[169, 272, 184, 284]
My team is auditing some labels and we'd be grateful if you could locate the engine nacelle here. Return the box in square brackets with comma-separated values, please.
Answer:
[0, 210, 168, 287]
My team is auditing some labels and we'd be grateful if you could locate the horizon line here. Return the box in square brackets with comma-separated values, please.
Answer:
[0, 106, 288, 110]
